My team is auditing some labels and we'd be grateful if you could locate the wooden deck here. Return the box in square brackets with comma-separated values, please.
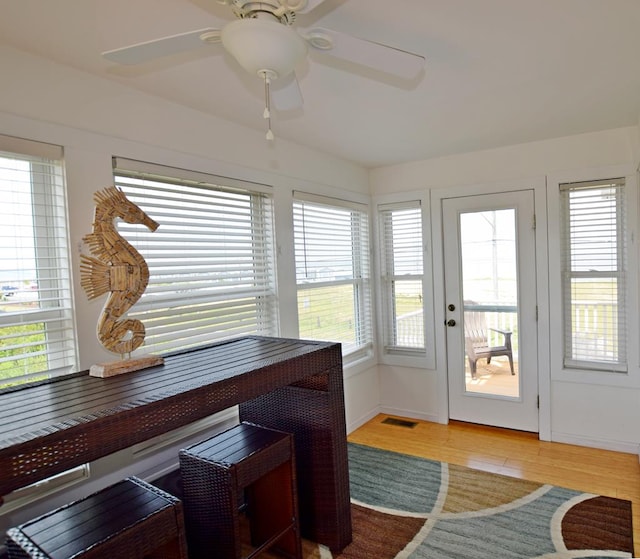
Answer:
[465, 356, 519, 397]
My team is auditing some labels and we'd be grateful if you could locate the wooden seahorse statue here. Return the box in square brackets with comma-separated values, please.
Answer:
[80, 186, 160, 365]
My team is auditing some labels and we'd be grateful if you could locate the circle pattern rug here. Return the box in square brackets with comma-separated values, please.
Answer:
[326, 443, 634, 559]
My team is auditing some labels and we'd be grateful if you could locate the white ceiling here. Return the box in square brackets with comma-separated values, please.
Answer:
[2, 0, 640, 168]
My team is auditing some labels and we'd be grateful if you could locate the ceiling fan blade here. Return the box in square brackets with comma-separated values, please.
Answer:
[302, 27, 425, 80]
[102, 28, 221, 65]
[271, 73, 304, 110]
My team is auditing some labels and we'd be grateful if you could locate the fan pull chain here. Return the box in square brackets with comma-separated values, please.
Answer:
[262, 72, 274, 141]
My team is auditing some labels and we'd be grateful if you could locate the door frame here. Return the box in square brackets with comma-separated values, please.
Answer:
[430, 176, 551, 440]
[443, 190, 538, 431]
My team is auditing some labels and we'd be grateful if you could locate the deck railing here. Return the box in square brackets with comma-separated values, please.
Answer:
[396, 301, 618, 366]
[394, 309, 424, 348]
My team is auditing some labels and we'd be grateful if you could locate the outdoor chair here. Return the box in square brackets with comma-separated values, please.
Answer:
[463, 302, 514, 379]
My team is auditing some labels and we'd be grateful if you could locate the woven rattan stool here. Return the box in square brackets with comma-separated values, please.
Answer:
[179, 422, 302, 559]
[5, 476, 188, 559]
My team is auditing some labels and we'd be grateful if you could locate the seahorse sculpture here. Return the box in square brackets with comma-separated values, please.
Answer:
[80, 186, 159, 357]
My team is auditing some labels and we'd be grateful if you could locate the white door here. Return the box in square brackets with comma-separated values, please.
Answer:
[443, 191, 538, 432]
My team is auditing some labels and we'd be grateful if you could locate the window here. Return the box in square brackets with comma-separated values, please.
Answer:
[560, 178, 626, 371]
[378, 201, 425, 354]
[293, 193, 372, 362]
[113, 158, 277, 355]
[0, 135, 76, 387]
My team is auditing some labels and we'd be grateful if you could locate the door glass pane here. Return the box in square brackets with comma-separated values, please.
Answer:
[460, 209, 519, 398]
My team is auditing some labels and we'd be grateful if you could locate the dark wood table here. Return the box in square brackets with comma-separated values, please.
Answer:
[0, 336, 352, 552]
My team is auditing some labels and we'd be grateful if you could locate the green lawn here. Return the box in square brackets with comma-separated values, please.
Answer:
[0, 323, 47, 385]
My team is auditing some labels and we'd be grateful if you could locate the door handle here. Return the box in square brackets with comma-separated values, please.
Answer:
[446, 319, 456, 327]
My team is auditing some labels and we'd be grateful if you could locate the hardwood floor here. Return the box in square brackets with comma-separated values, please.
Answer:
[348, 414, 640, 556]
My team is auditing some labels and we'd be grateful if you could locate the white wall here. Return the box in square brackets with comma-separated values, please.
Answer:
[371, 127, 639, 193]
[343, 364, 382, 429]
[377, 364, 440, 423]
[370, 126, 640, 453]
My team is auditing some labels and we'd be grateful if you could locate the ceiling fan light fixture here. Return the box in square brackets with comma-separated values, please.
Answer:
[221, 18, 307, 79]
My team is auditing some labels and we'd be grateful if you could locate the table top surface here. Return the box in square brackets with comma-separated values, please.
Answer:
[0, 336, 338, 450]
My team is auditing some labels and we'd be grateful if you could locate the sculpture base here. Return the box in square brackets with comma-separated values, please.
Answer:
[89, 356, 165, 378]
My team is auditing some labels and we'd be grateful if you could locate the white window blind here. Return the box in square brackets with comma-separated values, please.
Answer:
[293, 193, 372, 362]
[560, 178, 627, 371]
[0, 135, 76, 387]
[113, 158, 278, 355]
[378, 201, 425, 353]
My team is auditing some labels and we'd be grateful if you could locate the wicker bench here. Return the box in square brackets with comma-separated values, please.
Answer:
[179, 422, 302, 559]
[5, 476, 187, 559]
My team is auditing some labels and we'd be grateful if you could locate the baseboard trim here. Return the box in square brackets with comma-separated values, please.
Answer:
[347, 408, 380, 434]
[551, 431, 639, 455]
[378, 406, 440, 424]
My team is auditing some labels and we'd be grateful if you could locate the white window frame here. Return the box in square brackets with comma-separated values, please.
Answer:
[560, 178, 627, 372]
[293, 191, 373, 364]
[548, 164, 639, 387]
[377, 200, 426, 356]
[112, 158, 278, 356]
[0, 135, 77, 387]
[374, 191, 435, 369]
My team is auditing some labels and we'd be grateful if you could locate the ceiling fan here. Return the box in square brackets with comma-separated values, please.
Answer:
[103, 0, 425, 139]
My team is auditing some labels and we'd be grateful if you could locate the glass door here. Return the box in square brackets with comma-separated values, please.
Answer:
[443, 191, 538, 432]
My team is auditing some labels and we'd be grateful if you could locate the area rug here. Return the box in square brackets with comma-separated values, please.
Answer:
[153, 442, 634, 559]
[331, 442, 634, 559]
